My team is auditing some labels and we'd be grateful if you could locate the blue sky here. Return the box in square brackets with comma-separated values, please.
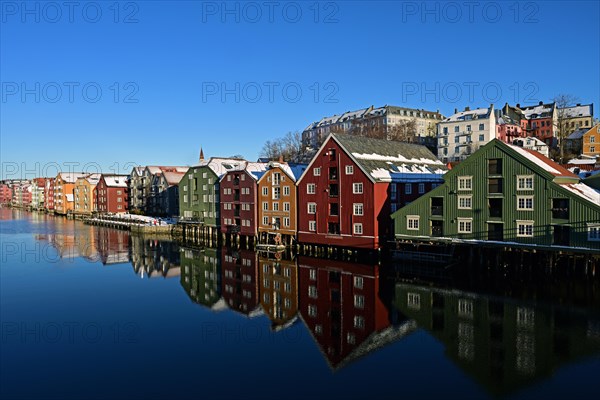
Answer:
[1, 0, 599, 179]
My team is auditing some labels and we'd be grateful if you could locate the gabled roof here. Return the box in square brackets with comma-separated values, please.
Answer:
[102, 174, 128, 188]
[519, 102, 555, 119]
[146, 166, 188, 176]
[559, 104, 593, 118]
[195, 157, 247, 178]
[508, 143, 577, 178]
[441, 107, 492, 123]
[218, 161, 268, 181]
[330, 134, 446, 182]
[57, 172, 88, 183]
[84, 173, 101, 185]
[261, 161, 308, 183]
[161, 171, 186, 186]
[566, 128, 589, 140]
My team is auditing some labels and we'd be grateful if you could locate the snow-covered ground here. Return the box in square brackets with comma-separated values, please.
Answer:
[93, 213, 177, 226]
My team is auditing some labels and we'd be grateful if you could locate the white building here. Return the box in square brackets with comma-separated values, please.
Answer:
[511, 136, 550, 158]
[437, 105, 496, 162]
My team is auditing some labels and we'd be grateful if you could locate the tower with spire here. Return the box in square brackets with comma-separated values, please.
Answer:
[199, 147, 205, 163]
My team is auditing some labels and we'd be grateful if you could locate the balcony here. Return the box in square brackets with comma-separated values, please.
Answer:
[328, 184, 339, 197]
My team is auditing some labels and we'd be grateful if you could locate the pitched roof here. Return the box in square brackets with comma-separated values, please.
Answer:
[508, 144, 578, 178]
[197, 157, 247, 178]
[102, 175, 128, 188]
[441, 107, 492, 123]
[332, 134, 446, 182]
[161, 171, 185, 186]
[519, 102, 555, 119]
[559, 183, 600, 205]
[263, 161, 308, 182]
[566, 128, 589, 140]
[559, 104, 593, 118]
[85, 173, 101, 185]
[58, 172, 88, 183]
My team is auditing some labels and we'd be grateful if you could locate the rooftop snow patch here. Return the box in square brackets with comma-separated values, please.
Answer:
[560, 183, 600, 205]
[352, 152, 444, 165]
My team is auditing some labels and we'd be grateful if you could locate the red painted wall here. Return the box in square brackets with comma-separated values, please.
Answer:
[220, 170, 258, 236]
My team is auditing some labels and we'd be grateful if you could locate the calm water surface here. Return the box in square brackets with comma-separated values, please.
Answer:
[1, 209, 599, 399]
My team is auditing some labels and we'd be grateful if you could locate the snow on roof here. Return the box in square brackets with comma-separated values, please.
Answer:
[338, 108, 369, 122]
[566, 128, 588, 140]
[567, 159, 596, 165]
[198, 158, 247, 178]
[520, 102, 554, 119]
[58, 172, 88, 183]
[244, 162, 268, 180]
[65, 193, 74, 202]
[162, 171, 185, 186]
[508, 144, 577, 178]
[85, 173, 101, 185]
[103, 175, 128, 187]
[442, 107, 491, 122]
[560, 183, 600, 205]
[559, 104, 593, 118]
[352, 152, 445, 165]
[146, 166, 188, 175]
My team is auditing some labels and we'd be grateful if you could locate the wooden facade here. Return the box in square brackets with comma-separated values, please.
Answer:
[180, 246, 222, 309]
[582, 124, 600, 157]
[392, 139, 600, 250]
[221, 248, 260, 316]
[258, 253, 298, 330]
[257, 162, 307, 242]
[96, 175, 129, 214]
[53, 173, 88, 215]
[297, 134, 445, 250]
[74, 174, 100, 216]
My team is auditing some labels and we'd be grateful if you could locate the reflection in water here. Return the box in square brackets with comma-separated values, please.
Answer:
[11, 210, 600, 396]
[393, 283, 600, 395]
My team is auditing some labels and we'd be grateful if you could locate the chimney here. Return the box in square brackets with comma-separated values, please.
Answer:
[454, 108, 458, 114]
[278, 154, 284, 163]
[539, 101, 543, 105]
[516, 103, 520, 108]
[576, 103, 581, 106]
[464, 106, 470, 111]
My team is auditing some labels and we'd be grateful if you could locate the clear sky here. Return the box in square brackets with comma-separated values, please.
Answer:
[1, 0, 599, 179]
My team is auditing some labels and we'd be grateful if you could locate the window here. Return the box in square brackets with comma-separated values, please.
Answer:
[458, 299, 473, 318]
[283, 186, 290, 196]
[479, 123, 484, 130]
[455, 136, 460, 143]
[479, 134, 485, 141]
[262, 187, 268, 196]
[308, 286, 318, 298]
[309, 269, 317, 280]
[272, 202, 279, 211]
[591, 146, 596, 153]
[407, 293, 421, 310]
[418, 183, 425, 194]
[283, 217, 290, 227]
[443, 127, 448, 134]
[517, 175, 534, 190]
[488, 159, 502, 175]
[308, 221, 316, 231]
[283, 202, 290, 211]
[353, 203, 363, 216]
[407, 216, 419, 230]
[307, 203, 316, 214]
[353, 182, 363, 194]
[354, 294, 365, 309]
[354, 315, 365, 328]
[308, 305, 317, 317]
[272, 187, 281, 199]
[588, 224, 600, 241]
[517, 221, 534, 237]
[354, 276, 364, 289]
[273, 173, 280, 185]
[458, 176, 472, 190]
[458, 195, 472, 209]
[307, 184, 316, 194]
[353, 223, 363, 235]
[590, 136, 596, 143]
[517, 196, 534, 211]
[454, 126, 459, 132]
[263, 202, 268, 211]
[405, 184, 412, 194]
[345, 165, 354, 174]
[458, 218, 472, 233]
[313, 167, 321, 176]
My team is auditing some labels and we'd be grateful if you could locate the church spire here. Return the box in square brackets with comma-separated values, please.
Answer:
[199, 147, 205, 162]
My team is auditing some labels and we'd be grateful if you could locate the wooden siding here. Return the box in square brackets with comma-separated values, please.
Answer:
[392, 140, 600, 249]
[257, 167, 298, 237]
[179, 166, 221, 227]
[220, 169, 258, 236]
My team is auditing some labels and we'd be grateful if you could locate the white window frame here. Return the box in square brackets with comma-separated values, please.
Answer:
[307, 184, 316, 194]
[517, 175, 534, 191]
[458, 195, 472, 210]
[353, 203, 363, 216]
[283, 202, 290, 212]
[353, 223, 363, 235]
[262, 187, 268, 196]
[283, 186, 290, 196]
[457, 218, 472, 233]
[307, 203, 316, 214]
[418, 183, 425, 194]
[313, 167, 321, 176]
[345, 165, 354, 175]
[405, 184, 412, 195]
[308, 221, 316, 231]
[517, 195, 534, 211]
[407, 215, 419, 230]
[353, 182, 363, 194]
[588, 224, 600, 241]
[458, 176, 472, 191]
[516, 220, 534, 237]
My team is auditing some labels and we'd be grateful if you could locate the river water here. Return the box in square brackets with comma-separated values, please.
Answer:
[1, 208, 599, 399]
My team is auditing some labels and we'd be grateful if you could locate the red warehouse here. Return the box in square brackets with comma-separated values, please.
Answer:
[96, 175, 129, 213]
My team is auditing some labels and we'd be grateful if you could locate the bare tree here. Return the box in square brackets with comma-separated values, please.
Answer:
[260, 131, 309, 162]
[553, 93, 579, 163]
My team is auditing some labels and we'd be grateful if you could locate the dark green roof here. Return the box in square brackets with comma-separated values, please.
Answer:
[332, 134, 447, 181]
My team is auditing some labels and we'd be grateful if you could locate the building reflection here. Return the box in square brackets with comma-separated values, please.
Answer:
[394, 283, 600, 396]
[258, 251, 298, 330]
[180, 246, 224, 310]
[130, 236, 180, 278]
[297, 256, 416, 370]
[95, 227, 130, 265]
[220, 248, 262, 317]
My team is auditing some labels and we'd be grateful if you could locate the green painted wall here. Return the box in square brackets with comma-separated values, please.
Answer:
[392, 140, 600, 249]
[179, 166, 221, 227]
[179, 247, 221, 308]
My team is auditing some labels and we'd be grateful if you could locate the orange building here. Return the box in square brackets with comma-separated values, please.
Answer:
[258, 253, 298, 330]
[256, 161, 307, 244]
[74, 174, 101, 216]
[53, 172, 88, 215]
[582, 124, 600, 158]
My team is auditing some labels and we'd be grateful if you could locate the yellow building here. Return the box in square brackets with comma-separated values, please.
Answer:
[258, 254, 298, 330]
[560, 104, 594, 136]
[582, 124, 600, 158]
[54, 172, 88, 215]
[74, 174, 101, 216]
